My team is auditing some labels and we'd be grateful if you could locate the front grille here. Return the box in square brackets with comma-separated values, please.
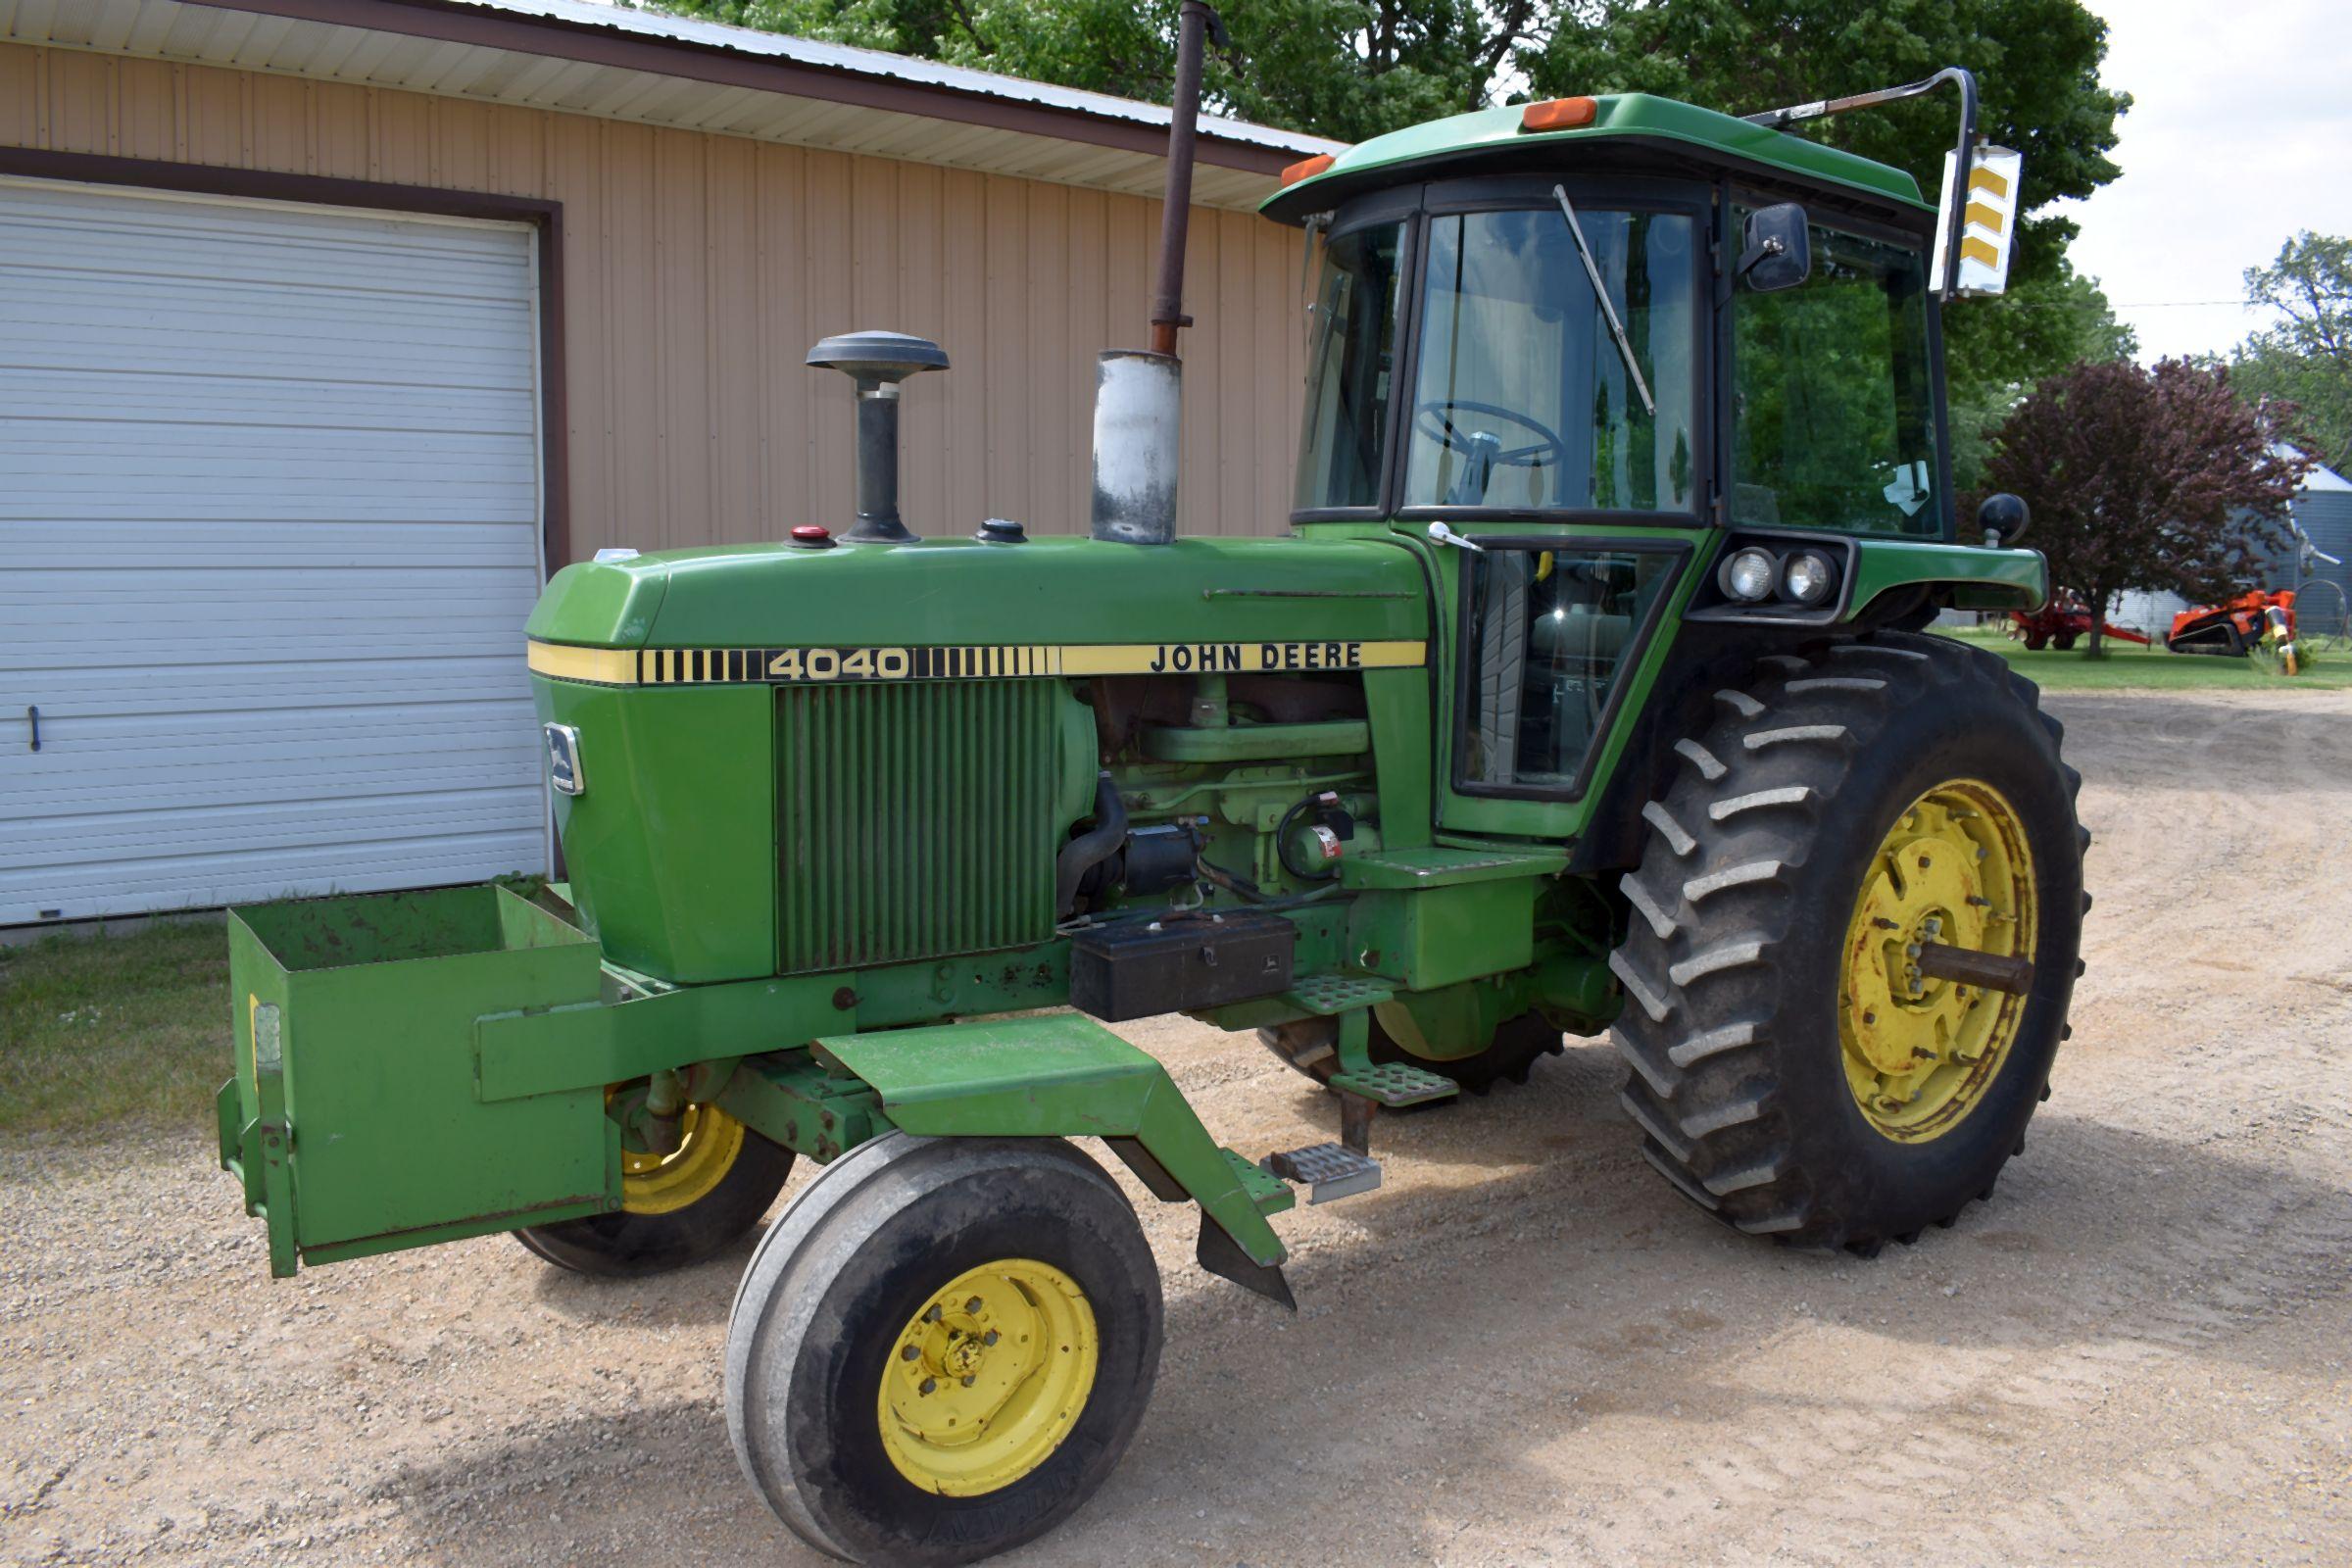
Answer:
[776, 680, 1059, 974]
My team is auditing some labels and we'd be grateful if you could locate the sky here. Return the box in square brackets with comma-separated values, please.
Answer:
[2056, 0, 2352, 362]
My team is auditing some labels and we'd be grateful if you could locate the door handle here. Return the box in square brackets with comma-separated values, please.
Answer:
[25, 706, 36, 753]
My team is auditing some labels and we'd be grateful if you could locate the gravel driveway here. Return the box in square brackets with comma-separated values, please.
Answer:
[5, 687, 2349, 1567]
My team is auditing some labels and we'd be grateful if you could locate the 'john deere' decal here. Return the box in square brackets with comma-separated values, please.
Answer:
[528, 639, 1426, 687]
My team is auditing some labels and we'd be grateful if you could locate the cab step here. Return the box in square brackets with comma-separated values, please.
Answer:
[1261, 1143, 1383, 1204]
[1326, 1060, 1459, 1106]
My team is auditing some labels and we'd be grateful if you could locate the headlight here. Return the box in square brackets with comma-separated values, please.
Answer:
[1781, 549, 1839, 606]
[1717, 546, 1778, 603]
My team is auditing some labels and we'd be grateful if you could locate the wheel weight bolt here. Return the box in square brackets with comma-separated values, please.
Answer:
[919, 1378, 937, 1396]
[965, 1298, 983, 1313]
[960, 1375, 977, 1388]
[982, 1330, 1000, 1346]
[900, 1345, 919, 1361]
[924, 1305, 943, 1323]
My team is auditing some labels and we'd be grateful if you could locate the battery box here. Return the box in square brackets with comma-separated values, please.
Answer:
[1068, 909, 1297, 1022]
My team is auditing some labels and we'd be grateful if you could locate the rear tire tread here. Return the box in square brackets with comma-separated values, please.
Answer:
[1609, 631, 2089, 1253]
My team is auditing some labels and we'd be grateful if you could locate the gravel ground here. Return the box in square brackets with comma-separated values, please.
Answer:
[5, 688, 2350, 1567]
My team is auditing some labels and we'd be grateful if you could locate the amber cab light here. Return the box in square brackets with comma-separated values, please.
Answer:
[1281, 153, 1336, 186]
[1520, 96, 1598, 132]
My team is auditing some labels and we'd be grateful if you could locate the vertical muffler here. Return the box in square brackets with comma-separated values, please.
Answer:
[1089, 351, 1183, 546]
[1089, 0, 1221, 547]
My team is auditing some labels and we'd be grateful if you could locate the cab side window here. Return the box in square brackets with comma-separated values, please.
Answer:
[1731, 220, 1939, 536]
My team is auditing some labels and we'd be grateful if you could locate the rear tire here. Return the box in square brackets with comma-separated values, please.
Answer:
[1609, 633, 2086, 1251]
[726, 1136, 1161, 1566]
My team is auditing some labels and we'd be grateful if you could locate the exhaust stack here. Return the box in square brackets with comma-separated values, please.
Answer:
[1090, 1, 1221, 547]
[808, 330, 949, 543]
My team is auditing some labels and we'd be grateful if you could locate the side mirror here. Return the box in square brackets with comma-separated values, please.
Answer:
[1739, 204, 1811, 292]
[1978, 492, 2030, 547]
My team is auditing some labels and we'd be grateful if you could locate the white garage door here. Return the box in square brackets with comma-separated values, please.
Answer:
[0, 178, 548, 925]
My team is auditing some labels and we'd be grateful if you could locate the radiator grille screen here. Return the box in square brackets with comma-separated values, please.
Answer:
[776, 681, 1059, 974]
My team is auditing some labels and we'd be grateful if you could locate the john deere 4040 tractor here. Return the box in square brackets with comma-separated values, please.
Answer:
[218, 22, 2082, 1563]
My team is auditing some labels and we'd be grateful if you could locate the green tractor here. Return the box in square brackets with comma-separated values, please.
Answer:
[216, 20, 2082, 1564]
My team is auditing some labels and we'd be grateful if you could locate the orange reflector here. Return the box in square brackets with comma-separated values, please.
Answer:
[1520, 96, 1598, 132]
[1281, 153, 1336, 186]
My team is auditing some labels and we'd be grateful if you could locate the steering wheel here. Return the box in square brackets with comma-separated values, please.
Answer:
[1412, 398, 1567, 471]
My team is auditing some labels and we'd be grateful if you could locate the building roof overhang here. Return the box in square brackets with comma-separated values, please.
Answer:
[3, 0, 1342, 210]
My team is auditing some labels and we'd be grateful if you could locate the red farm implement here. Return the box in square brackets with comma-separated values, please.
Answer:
[2007, 595, 2152, 652]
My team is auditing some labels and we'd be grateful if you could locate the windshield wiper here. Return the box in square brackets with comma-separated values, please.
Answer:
[1552, 184, 1655, 417]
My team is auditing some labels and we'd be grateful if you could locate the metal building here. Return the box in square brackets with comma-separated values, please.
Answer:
[0, 0, 1335, 926]
[2262, 456, 2352, 633]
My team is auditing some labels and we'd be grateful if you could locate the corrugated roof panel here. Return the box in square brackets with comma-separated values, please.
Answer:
[435, 0, 1329, 155]
[86, 0, 148, 50]
[119, 0, 179, 52]
[470, 47, 570, 102]
[192, 3, 261, 61]
[5, 0, 1325, 208]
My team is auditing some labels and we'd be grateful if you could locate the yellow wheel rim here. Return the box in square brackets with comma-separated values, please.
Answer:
[1839, 778, 2037, 1143]
[877, 1259, 1099, 1497]
[619, 1102, 745, 1215]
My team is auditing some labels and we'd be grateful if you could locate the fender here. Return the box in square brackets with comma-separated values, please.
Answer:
[762, 1015, 1299, 1307]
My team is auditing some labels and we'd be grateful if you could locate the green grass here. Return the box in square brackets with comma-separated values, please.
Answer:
[1936, 624, 2352, 691]
[0, 918, 230, 1136]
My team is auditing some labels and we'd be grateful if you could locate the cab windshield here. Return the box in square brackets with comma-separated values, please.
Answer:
[1295, 202, 1699, 515]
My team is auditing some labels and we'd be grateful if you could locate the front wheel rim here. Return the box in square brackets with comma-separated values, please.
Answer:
[619, 1102, 746, 1215]
[1839, 778, 2037, 1143]
[877, 1259, 1100, 1496]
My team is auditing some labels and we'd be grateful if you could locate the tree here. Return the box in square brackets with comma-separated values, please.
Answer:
[655, 0, 1551, 143]
[2230, 231, 2352, 473]
[1527, 0, 2131, 417]
[1981, 359, 2306, 655]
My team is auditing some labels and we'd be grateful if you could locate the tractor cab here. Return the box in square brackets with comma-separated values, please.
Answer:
[1260, 88, 2013, 843]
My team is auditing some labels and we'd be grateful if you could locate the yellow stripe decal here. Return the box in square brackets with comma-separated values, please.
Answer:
[528, 638, 1426, 687]
[1968, 164, 2010, 199]
[1960, 234, 2000, 269]
[526, 641, 641, 686]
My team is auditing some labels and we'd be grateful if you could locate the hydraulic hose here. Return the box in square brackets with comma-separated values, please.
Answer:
[1054, 772, 1128, 918]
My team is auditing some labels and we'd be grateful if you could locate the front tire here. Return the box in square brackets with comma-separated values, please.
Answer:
[1256, 1008, 1562, 1095]
[1609, 634, 2086, 1251]
[726, 1135, 1162, 1566]
[515, 1102, 795, 1278]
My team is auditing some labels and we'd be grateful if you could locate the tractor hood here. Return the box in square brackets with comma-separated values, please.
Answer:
[527, 533, 1430, 654]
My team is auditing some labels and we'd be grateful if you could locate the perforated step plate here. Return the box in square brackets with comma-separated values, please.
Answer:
[1327, 1060, 1459, 1106]
[1262, 1143, 1383, 1204]
[1278, 973, 1395, 1016]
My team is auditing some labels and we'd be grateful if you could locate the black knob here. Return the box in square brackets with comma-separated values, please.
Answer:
[1977, 492, 2030, 547]
[975, 517, 1028, 544]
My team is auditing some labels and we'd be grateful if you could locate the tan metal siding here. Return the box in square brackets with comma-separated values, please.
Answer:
[0, 39, 1310, 556]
